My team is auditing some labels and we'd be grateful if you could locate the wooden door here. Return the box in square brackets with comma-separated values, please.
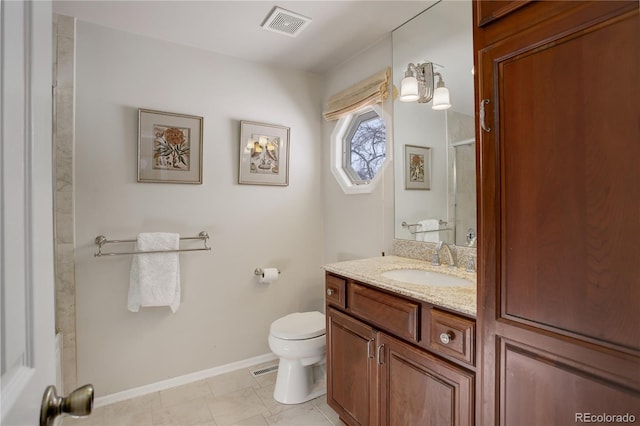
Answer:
[378, 333, 474, 426]
[326, 307, 379, 426]
[475, 2, 640, 425]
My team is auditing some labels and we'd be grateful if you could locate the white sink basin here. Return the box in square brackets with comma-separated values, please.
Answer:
[381, 269, 473, 287]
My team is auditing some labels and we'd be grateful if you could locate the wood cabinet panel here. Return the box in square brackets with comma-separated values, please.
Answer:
[475, 1, 640, 424]
[496, 6, 640, 351]
[476, 0, 530, 27]
[348, 282, 419, 343]
[429, 309, 475, 366]
[326, 307, 378, 426]
[325, 273, 346, 309]
[379, 333, 474, 426]
[501, 338, 640, 425]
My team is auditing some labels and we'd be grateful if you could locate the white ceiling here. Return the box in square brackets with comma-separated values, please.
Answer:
[53, 0, 432, 74]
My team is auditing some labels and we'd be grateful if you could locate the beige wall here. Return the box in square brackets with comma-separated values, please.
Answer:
[321, 37, 395, 263]
[74, 21, 325, 396]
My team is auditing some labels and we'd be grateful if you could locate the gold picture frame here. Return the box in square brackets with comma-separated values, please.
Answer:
[138, 108, 203, 184]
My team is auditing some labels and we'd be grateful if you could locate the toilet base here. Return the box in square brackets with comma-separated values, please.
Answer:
[273, 359, 326, 404]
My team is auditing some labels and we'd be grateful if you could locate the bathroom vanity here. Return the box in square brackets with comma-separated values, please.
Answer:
[323, 256, 476, 426]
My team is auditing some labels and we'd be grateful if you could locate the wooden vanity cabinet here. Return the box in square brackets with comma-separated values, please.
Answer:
[378, 333, 474, 426]
[327, 307, 378, 426]
[325, 273, 475, 426]
[474, 1, 640, 425]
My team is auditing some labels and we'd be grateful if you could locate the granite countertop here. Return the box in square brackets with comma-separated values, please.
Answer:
[322, 255, 477, 317]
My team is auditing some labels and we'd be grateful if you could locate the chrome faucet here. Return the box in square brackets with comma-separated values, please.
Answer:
[434, 241, 456, 268]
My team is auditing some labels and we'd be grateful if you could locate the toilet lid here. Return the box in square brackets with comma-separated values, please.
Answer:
[270, 311, 326, 340]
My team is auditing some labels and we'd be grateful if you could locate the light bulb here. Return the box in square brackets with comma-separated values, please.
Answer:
[432, 86, 451, 110]
[399, 76, 419, 102]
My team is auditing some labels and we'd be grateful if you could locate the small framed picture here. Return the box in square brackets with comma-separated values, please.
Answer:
[404, 144, 431, 190]
[239, 121, 290, 186]
[138, 109, 203, 184]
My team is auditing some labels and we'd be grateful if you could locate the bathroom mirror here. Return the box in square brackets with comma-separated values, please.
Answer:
[392, 0, 476, 247]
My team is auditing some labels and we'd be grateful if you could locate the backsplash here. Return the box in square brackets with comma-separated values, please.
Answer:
[392, 239, 477, 272]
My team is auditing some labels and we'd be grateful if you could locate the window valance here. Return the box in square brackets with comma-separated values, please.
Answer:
[323, 68, 391, 121]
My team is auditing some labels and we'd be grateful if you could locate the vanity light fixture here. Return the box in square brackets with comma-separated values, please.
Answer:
[399, 62, 451, 110]
[432, 73, 451, 110]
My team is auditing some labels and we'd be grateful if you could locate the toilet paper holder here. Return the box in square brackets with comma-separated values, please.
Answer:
[255, 267, 281, 277]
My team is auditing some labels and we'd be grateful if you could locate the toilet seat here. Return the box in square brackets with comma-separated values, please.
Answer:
[270, 311, 325, 340]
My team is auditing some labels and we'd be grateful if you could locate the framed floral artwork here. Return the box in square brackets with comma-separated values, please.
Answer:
[238, 121, 290, 186]
[404, 144, 431, 190]
[138, 109, 203, 184]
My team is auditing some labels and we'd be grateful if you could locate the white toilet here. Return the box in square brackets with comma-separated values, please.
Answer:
[268, 311, 326, 404]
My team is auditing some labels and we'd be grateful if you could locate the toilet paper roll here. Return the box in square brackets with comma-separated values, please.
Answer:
[260, 268, 279, 284]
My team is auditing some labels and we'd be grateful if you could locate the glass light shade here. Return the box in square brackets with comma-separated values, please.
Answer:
[432, 86, 451, 110]
[399, 76, 419, 102]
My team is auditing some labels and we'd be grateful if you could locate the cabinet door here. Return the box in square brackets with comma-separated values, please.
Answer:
[378, 333, 474, 426]
[327, 307, 378, 426]
[476, 2, 640, 425]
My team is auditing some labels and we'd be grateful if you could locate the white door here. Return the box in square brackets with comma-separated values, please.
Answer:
[1, 1, 57, 424]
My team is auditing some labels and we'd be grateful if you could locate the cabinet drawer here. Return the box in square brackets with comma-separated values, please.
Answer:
[325, 274, 346, 309]
[348, 283, 419, 343]
[429, 309, 475, 366]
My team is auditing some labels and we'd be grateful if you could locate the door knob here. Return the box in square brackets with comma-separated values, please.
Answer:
[40, 384, 94, 426]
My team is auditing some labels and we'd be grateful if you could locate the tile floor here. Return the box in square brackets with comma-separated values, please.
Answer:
[63, 362, 343, 426]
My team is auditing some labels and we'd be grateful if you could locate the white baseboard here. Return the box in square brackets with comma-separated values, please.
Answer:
[94, 353, 278, 408]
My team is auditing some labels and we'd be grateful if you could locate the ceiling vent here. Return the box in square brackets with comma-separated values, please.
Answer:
[261, 6, 311, 38]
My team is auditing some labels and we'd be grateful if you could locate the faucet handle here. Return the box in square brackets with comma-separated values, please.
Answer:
[465, 257, 476, 272]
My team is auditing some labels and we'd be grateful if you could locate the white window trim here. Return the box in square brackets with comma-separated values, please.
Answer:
[330, 104, 392, 194]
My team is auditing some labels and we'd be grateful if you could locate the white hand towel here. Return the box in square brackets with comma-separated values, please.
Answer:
[417, 219, 441, 243]
[128, 232, 181, 313]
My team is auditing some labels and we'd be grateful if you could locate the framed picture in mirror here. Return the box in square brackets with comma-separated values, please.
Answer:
[404, 144, 431, 190]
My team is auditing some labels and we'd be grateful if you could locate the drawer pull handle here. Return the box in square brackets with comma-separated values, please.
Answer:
[377, 344, 385, 365]
[327, 288, 334, 296]
[480, 99, 491, 132]
[440, 332, 455, 345]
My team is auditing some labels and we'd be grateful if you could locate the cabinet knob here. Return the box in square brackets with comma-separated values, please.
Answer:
[439, 331, 454, 345]
[327, 288, 334, 296]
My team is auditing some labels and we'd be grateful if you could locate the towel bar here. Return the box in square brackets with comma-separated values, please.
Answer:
[94, 231, 211, 257]
[401, 221, 452, 235]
